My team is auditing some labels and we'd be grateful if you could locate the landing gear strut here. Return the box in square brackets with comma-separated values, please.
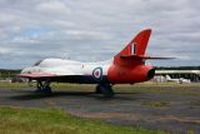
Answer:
[96, 83, 114, 97]
[36, 80, 52, 93]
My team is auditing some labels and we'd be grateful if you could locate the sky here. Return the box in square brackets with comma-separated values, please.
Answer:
[0, 0, 200, 69]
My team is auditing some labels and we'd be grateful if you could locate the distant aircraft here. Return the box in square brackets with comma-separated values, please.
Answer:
[18, 29, 170, 97]
[165, 75, 191, 84]
[165, 75, 181, 83]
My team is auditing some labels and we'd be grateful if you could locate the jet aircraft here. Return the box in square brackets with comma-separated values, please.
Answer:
[18, 29, 169, 97]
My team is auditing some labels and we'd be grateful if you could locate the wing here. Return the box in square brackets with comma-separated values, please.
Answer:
[17, 72, 100, 84]
[17, 72, 57, 79]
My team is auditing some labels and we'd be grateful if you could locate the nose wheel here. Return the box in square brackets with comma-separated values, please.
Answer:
[96, 83, 114, 97]
[36, 80, 52, 93]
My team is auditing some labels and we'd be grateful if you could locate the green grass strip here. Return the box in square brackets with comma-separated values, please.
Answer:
[0, 106, 167, 134]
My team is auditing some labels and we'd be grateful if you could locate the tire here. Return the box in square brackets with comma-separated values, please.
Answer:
[43, 86, 52, 94]
[99, 84, 114, 97]
[95, 85, 102, 94]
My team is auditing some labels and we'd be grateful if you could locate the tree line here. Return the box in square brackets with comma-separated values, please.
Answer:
[0, 69, 21, 79]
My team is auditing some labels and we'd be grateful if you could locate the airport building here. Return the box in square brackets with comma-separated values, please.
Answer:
[154, 66, 200, 83]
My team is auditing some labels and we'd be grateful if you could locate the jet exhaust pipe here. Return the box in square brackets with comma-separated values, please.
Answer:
[147, 68, 155, 80]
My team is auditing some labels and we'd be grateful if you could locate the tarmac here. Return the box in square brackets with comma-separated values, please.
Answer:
[0, 87, 200, 134]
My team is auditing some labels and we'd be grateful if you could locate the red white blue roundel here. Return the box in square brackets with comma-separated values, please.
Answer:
[92, 67, 103, 81]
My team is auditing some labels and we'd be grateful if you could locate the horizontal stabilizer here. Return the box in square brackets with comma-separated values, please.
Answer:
[120, 55, 175, 60]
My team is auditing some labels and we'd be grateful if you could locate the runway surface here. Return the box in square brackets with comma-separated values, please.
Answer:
[0, 86, 200, 134]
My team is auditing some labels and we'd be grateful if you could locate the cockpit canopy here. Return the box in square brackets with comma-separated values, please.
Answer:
[33, 60, 43, 66]
[32, 58, 81, 67]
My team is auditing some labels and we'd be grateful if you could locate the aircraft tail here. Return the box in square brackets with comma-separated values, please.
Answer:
[116, 29, 151, 57]
[114, 29, 152, 66]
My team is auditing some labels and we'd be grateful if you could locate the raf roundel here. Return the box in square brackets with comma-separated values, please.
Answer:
[92, 67, 103, 81]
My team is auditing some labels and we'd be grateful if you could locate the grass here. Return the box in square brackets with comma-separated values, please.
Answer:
[0, 106, 167, 134]
[114, 83, 200, 96]
[0, 82, 95, 91]
[0, 82, 30, 89]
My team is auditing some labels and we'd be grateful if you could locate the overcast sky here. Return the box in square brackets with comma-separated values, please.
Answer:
[0, 0, 200, 69]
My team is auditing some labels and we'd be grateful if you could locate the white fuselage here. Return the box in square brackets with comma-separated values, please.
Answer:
[21, 58, 113, 83]
[22, 58, 111, 75]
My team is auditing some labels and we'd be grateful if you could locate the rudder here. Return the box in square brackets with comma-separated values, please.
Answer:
[116, 29, 152, 57]
[114, 29, 152, 66]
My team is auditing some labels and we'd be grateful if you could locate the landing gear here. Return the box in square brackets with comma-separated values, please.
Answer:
[95, 85, 102, 94]
[36, 80, 52, 93]
[96, 83, 114, 97]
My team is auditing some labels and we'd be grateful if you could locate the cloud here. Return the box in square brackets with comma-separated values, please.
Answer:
[0, 0, 199, 68]
[36, 1, 71, 16]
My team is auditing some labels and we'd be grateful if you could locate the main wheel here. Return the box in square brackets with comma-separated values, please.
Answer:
[95, 85, 102, 94]
[35, 80, 52, 94]
[98, 84, 114, 97]
[43, 86, 52, 93]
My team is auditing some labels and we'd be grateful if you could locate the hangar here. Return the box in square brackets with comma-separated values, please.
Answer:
[155, 66, 200, 82]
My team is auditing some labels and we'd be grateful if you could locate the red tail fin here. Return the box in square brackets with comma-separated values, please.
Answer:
[114, 29, 152, 66]
[117, 29, 151, 56]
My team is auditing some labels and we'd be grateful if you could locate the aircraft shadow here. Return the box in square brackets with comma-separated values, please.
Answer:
[9, 90, 140, 101]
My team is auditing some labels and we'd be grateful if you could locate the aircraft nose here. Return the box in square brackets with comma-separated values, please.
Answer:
[21, 67, 31, 74]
